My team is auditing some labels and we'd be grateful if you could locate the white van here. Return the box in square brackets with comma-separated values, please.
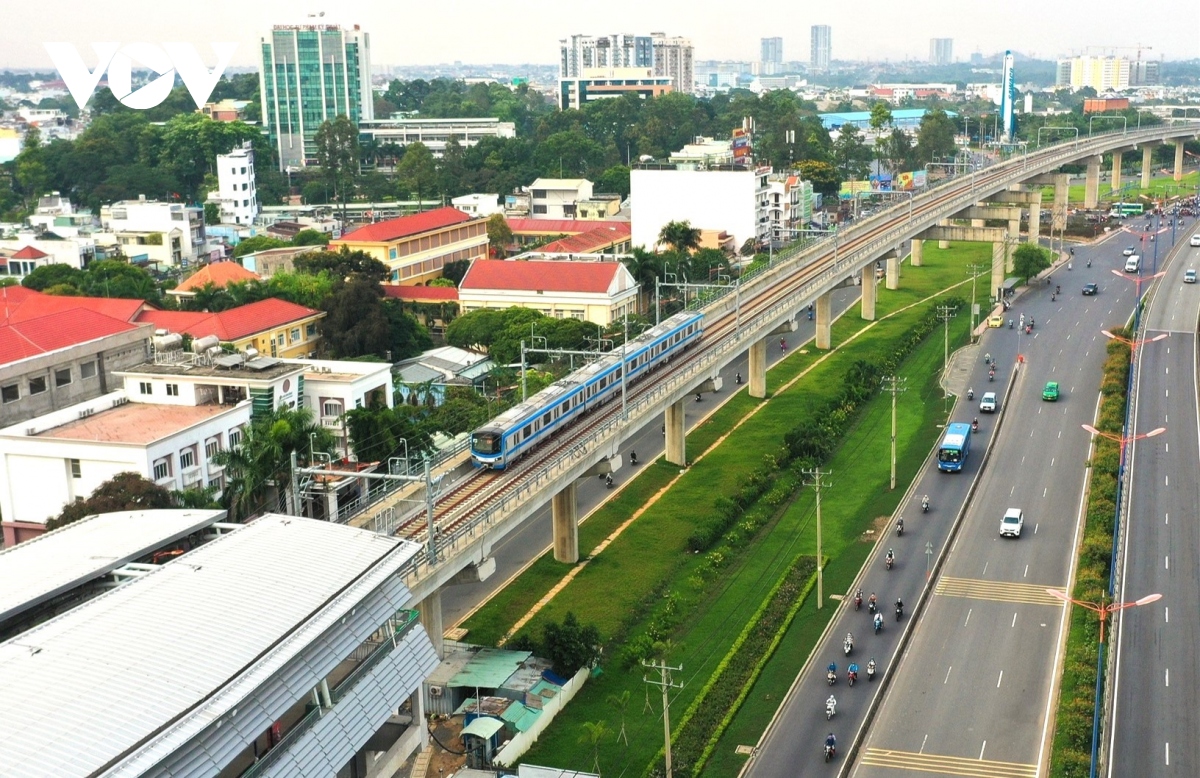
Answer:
[1124, 255, 1141, 273]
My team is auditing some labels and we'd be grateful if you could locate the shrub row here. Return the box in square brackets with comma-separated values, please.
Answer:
[1050, 333, 1131, 777]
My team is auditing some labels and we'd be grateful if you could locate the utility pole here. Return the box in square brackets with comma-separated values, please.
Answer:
[880, 376, 907, 490]
[965, 263, 984, 338]
[802, 467, 832, 608]
[937, 304, 958, 397]
[642, 659, 684, 778]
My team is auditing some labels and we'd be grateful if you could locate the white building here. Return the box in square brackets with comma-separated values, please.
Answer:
[529, 178, 594, 219]
[451, 193, 504, 219]
[459, 259, 639, 326]
[558, 67, 675, 111]
[25, 192, 95, 239]
[811, 25, 832, 71]
[211, 142, 259, 226]
[668, 136, 735, 168]
[651, 33, 695, 94]
[765, 173, 815, 245]
[560, 34, 654, 77]
[0, 231, 97, 271]
[99, 196, 205, 268]
[283, 358, 393, 460]
[929, 38, 953, 66]
[631, 164, 773, 253]
[0, 352, 308, 528]
[359, 117, 516, 157]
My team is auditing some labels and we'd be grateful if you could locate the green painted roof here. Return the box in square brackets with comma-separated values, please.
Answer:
[447, 648, 532, 689]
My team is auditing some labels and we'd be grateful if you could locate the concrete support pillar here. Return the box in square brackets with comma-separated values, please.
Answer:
[748, 338, 767, 399]
[815, 292, 833, 349]
[1112, 151, 1123, 191]
[910, 238, 923, 267]
[1084, 156, 1101, 209]
[1027, 200, 1041, 244]
[551, 482, 579, 564]
[992, 242, 1006, 302]
[1174, 140, 1185, 182]
[971, 218, 984, 227]
[1053, 174, 1069, 236]
[860, 266, 876, 321]
[886, 250, 900, 290]
[1005, 220, 1019, 272]
[418, 589, 444, 659]
[665, 399, 687, 466]
[1142, 145, 1154, 189]
[410, 689, 429, 748]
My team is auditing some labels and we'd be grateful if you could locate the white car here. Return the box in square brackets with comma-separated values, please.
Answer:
[979, 392, 998, 412]
[1190, 234, 1200, 247]
[1123, 246, 1136, 256]
[1000, 508, 1024, 538]
[1185, 269, 1197, 284]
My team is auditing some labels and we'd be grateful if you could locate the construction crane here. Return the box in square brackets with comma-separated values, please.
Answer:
[1086, 44, 1154, 60]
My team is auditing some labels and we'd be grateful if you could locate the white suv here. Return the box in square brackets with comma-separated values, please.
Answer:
[979, 392, 998, 412]
[1000, 508, 1024, 538]
[1190, 234, 1200, 247]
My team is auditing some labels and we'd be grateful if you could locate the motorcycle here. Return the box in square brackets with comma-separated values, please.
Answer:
[922, 497, 930, 513]
[826, 663, 837, 686]
[867, 660, 877, 682]
[695, 392, 702, 402]
[972, 419, 979, 432]
[885, 555, 894, 571]
[824, 743, 836, 762]
[847, 664, 858, 687]
[1087, 259, 1092, 267]
[605, 474, 614, 489]
[629, 451, 638, 466]
[1025, 324, 1032, 335]
[735, 372, 742, 385]
[873, 613, 883, 634]
[895, 602, 904, 621]
[1008, 319, 1014, 329]
[826, 700, 836, 720]
[896, 518, 904, 536]
[853, 591, 863, 611]
[867, 596, 877, 614]
[1051, 293, 1056, 302]
[967, 389, 974, 401]
[781, 338, 787, 352]
[843, 636, 853, 656]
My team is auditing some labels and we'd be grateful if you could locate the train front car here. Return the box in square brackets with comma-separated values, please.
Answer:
[469, 425, 507, 470]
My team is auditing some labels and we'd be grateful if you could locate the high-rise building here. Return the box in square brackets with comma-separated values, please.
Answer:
[651, 33, 695, 95]
[560, 34, 653, 78]
[213, 142, 258, 225]
[810, 25, 832, 71]
[259, 23, 373, 172]
[1130, 59, 1160, 86]
[929, 38, 953, 66]
[1000, 50, 1015, 142]
[1054, 55, 1131, 92]
[761, 37, 783, 75]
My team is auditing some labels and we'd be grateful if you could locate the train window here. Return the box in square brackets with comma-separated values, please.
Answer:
[523, 424, 532, 438]
[471, 432, 501, 455]
[561, 401, 569, 413]
[543, 412, 552, 425]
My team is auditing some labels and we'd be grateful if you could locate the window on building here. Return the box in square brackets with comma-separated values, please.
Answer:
[166, 383, 180, 397]
[179, 447, 196, 470]
[69, 459, 81, 479]
[29, 376, 47, 395]
[306, 323, 317, 337]
[242, 200, 249, 207]
[276, 333, 285, 346]
[228, 428, 242, 448]
[290, 328, 301, 342]
[1, 384, 17, 403]
[205, 437, 221, 460]
[231, 167, 237, 174]
[152, 458, 171, 481]
[532, 205, 548, 214]
[240, 166, 246, 174]
[241, 183, 248, 191]
[80, 361, 97, 379]
[532, 189, 547, 199]
[323, 400, 343, 417]
[208, 474, 225, 491]
[55, 368, 72, 387]
[139, 381, 152, 395]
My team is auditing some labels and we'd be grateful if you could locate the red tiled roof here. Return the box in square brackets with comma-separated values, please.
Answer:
[539, 224, 632, 254]
[3, 290, 147, 324]
[136, 298, 321, 341]
[506, 218, 629, 235]
[334, 207, 471, 244]
[173, 262, 261, 293]
[0, 308, 140, 365]
[460, 259, 621, 294]
[382, 285, 459, 301]
[10, 245, 49, 259]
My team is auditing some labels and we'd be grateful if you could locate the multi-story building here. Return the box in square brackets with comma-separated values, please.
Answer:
[167, 261, 262, 303]
[559, 34, 653, 77]
[0, 228, 97, 272]
[358, 117, 516, 157]
[200, 98, 253, 122]
[651, 33, 694, 95]
[811, 25, 832, 71]
[330, 206, 488, 285]
[631, 162, 774, 253]
[210, 142, 258, 226]
[1130, 59, 1160, 86]
[259, 22, 373, 171]
[451, 194, 503, 219]
[98, 196, 205, 269]
[1056, 55, 1131, 92]
[765, 173, 815, 246]
[529, 178, 594, 219]
[137, 298, 325, 359]
[458, 259, 639, 326]
[760, 37, 783, 75]
[558, 67, 673, 110]
[929, 38, 953, 66]
[282, 358, 393, 459]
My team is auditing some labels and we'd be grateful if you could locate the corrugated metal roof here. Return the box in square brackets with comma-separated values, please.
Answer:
[448, 647, 532, 689]
[0, 509, 226, 626]
[0, 514, 420, 778]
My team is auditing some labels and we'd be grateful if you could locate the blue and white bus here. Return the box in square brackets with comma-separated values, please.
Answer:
[937, 422, 973, 472]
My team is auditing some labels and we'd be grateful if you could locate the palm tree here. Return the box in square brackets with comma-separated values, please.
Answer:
[607, 690, 631, 745]
[578, 720, 611, 774]
[657, 220, 702, 254]
[622, 247, 662, 314]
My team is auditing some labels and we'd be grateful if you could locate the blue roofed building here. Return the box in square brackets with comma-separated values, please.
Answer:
[818, 107, 957, 133]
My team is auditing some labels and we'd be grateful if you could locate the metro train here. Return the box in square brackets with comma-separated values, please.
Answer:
[470, 312, 705, 469]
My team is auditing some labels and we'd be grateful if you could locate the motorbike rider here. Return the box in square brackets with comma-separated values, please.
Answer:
[735, 371, 742, 385]
[848, 663, 859, 683]
[896, 517, 904, 534]
[885, 548, 895, 566]
[972, 417, 979, 431]
[868, 592, 877, 611]
[873, 611, 883, 632]
[781, 337, 787, 351]
[895, 597, 904, 615]
[825, 732, 837, 754]
[867, 658, 877, 679]
[967, 387, 974, 400]
[854, 589, 863, 609]
[984, 352, 992, 365]
[1008, 318, 1014, 329]
[826, 694, 837, 716]
[605, 473, 614, 488]
[629, 451, 638, 465]
[695, 392, 702, 402]
[844, 632, 854, 650]
[922, 494, 930, 510]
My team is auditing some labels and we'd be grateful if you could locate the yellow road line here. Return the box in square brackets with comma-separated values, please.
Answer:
[860, 747, 1037, 777]
[935, 576, 1063, 606]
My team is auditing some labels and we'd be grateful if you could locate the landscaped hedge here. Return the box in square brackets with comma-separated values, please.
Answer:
[1050, 332, 1131, 777]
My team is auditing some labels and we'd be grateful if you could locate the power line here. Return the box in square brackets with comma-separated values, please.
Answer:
[642, 658, 684, 778]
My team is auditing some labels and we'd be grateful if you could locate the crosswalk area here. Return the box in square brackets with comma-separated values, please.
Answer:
[859, 747, 1038, 777]
[934, 576, 1064, 606]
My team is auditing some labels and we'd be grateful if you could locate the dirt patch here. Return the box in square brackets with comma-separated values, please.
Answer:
[862, 515, 892, 541]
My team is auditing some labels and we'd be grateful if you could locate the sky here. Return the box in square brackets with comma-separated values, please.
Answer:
[2, 0, 1198, 70]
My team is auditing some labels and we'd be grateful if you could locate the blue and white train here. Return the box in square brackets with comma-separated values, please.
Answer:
[470, 312, 705, 469]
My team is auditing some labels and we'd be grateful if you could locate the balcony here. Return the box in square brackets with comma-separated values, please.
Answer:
[181, 467, 203, 489]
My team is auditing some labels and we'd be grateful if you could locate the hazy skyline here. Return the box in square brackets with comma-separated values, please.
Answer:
[2, 0, 1198, 70]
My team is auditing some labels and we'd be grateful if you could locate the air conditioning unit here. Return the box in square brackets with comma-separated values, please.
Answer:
[428, 685, 443, 697]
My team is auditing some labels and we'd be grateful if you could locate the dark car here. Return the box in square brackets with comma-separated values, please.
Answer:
[1083, 283, 1099, 296]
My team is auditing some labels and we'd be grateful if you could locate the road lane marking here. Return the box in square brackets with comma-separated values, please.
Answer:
[1166, 742, 1170, 765]
[944, 666, 952, 684]
[1042, 487, 1047, 498]
[1165, 475, 1169, 486]
[921, 734, 928, 753]
[1051, 458, 1055, 467]
[1165, 668, 1169, 686]
[981, 741, 987, 759]
[936, 577, 1064, 605]
[1165, 606, 1169, 623]
[1012, 613, 1018, 628]
[965, 608, 972, 626]
[1165, 555, 1169, 570]
[1023, 564, 1029, 578]
[859, 747, 1037, 777]
[1165, 443, 1169, 453]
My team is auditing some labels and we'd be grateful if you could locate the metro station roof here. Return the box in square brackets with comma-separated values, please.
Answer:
[0, 509, 227, 628]
[0, 514, 422, 778]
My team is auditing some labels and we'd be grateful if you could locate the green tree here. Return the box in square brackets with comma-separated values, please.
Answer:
[881, 127, 916, 174]
[445, 308, 508, 352]
[657, 220, 702, 254]
[291, 229, 331, 247]
[797, 159, 841, 197]
[542, 611, 601, 677]
[22, 263, 85, 292]
[233, 235, 288, 258]
[914, 108, 958, 164]
[47, 472, 176, 530]
[869, 102, 894, 132]
[321, 278, 394, 359]
[264, 271, 337, 310]
[204, 201, 220, 225]
[622, 248, 662, 313]
[345, 405, 434, 463]
[832, 124, 874, 181]
[79, 260, 162, 304]
[486, 213, 513, 257]
[596, 164, 631, 198]
[382, 298, 433, 360]
[294, 247, 391, 284]
[314, 115, 360, 225]
[578, 720, 610, 775]
[395, 142, 438, 204]
[1013, 243, 1051, 282]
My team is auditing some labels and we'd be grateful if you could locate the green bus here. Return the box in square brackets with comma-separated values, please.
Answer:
[1110, 202, 1144, 217]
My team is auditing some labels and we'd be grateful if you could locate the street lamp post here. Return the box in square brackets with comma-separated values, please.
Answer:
[1080, 423, 1165, 474]
[1109, 269, 1166, 331]
[1046, 588, 1162, 778]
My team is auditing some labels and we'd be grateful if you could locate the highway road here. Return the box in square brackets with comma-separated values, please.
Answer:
[1107, 219, 1200, 777]
[742, 230, 1148, 776]
[441, 284, 863, 628]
